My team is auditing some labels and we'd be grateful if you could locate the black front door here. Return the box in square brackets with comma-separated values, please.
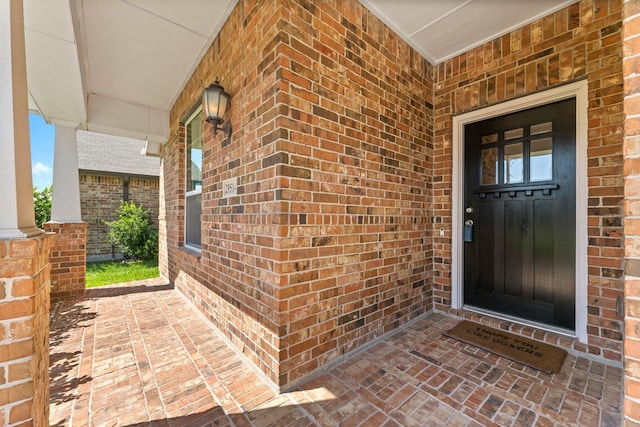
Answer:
[463, 98, 576, 331]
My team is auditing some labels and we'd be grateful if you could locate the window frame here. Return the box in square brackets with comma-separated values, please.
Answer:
[184, 105, 203, 251]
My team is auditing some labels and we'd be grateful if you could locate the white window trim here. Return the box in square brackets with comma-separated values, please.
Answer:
[451, 80, 588, 342]
[185, 106, 202, 251]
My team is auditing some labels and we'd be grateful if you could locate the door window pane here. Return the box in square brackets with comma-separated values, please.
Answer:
[504, 143, 523, 184]
[481, 133, 498, 144]
[504, 128, 524, 140]
[531, 122, 552, 135]
[481, 147, 498, 185]
[530, 137, 553, 182]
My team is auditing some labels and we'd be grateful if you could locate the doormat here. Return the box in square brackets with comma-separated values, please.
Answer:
[442, 320, 567, 374]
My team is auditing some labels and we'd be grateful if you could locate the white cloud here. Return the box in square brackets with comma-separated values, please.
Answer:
[32, 162, 51, 175]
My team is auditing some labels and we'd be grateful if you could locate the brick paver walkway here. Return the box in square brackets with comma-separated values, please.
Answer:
[50, 279, 622, 426]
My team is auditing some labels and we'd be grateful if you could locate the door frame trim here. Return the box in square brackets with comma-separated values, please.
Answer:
[451, 80, 588, 342]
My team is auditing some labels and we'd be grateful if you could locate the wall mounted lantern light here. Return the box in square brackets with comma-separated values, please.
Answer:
[203, 81, 232, 141]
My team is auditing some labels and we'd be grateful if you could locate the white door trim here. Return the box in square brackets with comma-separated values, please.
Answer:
[451, 80, 589, 342]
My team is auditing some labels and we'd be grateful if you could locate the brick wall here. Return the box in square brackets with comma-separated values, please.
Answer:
[128, 177, 160, 227]
[276, 1, 433, 386]
[162, 0, 285, 385]
[623, 0, 640, 423]
[159, 171, 168, 284]
[162, 0, 625, 389]
[43, 222, 87, 298]
[0, 234, 54, 426]
[433, 0, 624, 363]
[162, 0, 433, 388]
[80, 173, 159, 261]
[80, 174, 122, 259]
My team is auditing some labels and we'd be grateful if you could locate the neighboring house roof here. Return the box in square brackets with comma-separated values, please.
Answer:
[76, 130, 160, 177]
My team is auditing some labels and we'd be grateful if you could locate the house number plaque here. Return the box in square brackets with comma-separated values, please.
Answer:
[223, 178, 237, 197]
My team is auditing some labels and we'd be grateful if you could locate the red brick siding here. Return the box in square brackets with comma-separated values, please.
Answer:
[80, 174, 122, 258]
[128, 177, 160, 227]
[43, 222, 87, 297]
[433, 0, 624, 362]
[0, 234, 54, 426]
[162, 0, 286, 385]
[162, 0, 433, 388]
[80, 173, 159, 259]
[159, 171, 168, 283]
[162, 0, 624, 389]
[274, 1, 433, 386]
[623, 0, 640, 422]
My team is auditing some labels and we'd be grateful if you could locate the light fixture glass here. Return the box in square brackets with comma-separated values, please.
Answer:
[203, 81, 231, 140]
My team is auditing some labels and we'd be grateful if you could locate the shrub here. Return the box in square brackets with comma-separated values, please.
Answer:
[34, 186, 52, 228]
[105, 201, 158, 260]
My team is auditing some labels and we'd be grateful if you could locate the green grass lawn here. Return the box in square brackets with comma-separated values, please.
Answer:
[86, 259, 159, 288]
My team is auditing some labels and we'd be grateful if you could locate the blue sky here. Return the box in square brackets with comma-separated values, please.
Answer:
[29, 113, 55, 189]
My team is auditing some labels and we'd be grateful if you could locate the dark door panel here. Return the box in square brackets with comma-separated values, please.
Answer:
[463, 98, 576, 330]
[533, 198, 554, 303]
[504, 199, 524, 298]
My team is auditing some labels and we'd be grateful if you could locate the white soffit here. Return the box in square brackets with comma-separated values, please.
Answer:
[359, 0, 579, 64]
[24, 0, 75, 41]
[24, 0, 86, 126]
[79, 0, 237, 141]
[24, 0, 579, 143]
[24, 0, 236, 142]
[84, 1, 204, 110]
[127, 0, 231, 39]
[80, 0, 237, 112]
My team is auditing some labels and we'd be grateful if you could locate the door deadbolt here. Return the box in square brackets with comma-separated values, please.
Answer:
[465, 207, 474, 214]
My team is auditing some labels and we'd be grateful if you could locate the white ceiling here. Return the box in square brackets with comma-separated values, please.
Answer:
[24, 0, 238, 143]
[360, 0, 579, 63]
[23, 0, 578, 143]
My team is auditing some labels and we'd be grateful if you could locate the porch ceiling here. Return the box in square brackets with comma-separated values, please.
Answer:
[24, 0, 238, 143]
[23, 0, 577, 144]
[360, 0, 579, 64]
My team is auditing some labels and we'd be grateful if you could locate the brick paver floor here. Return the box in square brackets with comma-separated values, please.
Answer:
[50, 279, 623, 426]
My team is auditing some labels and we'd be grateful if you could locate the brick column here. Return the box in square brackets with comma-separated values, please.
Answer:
[42, 222, 87, 298]
[624, 0, 640, 423]
[0, 234, 54, 426]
